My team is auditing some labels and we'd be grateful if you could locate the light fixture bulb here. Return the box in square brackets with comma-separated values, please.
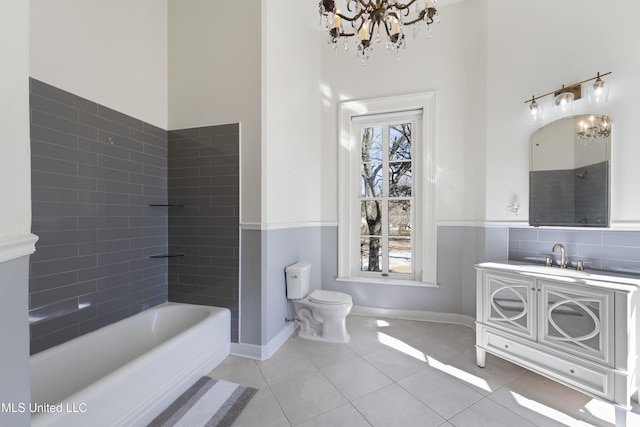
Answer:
[527, 96, 542, 124]
[553, 92, 574, 113]
[588, 73, 609, 105]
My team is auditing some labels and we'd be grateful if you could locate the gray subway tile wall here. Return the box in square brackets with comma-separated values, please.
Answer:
[508, 228, 640, 275]
[168, 124, 240, 342]
[29, 78, 168, 354]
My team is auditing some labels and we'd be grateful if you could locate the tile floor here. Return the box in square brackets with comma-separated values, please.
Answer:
[208, 315, 640, 426]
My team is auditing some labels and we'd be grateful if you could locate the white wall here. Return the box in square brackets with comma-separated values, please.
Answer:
[30, 0, 168, 129]
[486, 0, 640, 224]
[1, 0, 31, 239]
[168, 0, 262, 225]
[262, 0, 322, 226]
[0, 1, 31, 424]
[320, 1, 487, 225]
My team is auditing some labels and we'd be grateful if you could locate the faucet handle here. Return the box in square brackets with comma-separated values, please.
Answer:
[576, 260, 592, 271]
[536, 256, 553, 267]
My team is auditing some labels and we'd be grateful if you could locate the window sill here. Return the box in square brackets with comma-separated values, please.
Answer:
[336, 276, 439, 288]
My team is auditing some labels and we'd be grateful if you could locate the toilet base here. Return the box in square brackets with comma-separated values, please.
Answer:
[293, 303, 352, 344]
[298, 328, 351, 344]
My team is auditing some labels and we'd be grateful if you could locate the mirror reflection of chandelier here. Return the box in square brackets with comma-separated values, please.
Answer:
[577, 115, 611, 144]
[319, 0, 440, 64]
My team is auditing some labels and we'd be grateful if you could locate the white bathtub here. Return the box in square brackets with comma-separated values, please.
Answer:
[30, 303, 230, 427]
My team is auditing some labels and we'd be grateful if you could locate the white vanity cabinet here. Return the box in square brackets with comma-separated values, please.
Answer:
[476, 262, 640, 426]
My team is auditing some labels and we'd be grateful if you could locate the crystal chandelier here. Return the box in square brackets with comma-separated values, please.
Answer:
[577, 115, 611, 144]
[319, 0, 440, 64]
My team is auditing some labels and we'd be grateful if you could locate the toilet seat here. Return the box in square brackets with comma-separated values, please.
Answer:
[308, 290, 352, 305]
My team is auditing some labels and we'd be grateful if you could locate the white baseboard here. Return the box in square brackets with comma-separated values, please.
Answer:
[230, 307, 475, 360]
[230, 322, 298, 361]
[350, 305, 476, 330]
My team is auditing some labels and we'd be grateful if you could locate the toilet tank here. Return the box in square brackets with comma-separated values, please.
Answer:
[285, 262, 311, 300]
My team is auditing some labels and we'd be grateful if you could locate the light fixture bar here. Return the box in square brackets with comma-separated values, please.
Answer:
[524, 72, 612, 104]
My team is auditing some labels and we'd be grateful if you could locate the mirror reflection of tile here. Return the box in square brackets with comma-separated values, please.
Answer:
[530, 161, 608, 226]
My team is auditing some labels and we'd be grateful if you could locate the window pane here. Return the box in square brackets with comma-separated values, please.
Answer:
[389, 238, 411, 273]
[389, 124, 411, 161]
[389, 162, 412, 197]
[361, 163, 383, 197]
[362, 127, 383, 162]
[361, 200, 382, 236]
[361, 237, 382, 272]
[389, 200, 411, 237]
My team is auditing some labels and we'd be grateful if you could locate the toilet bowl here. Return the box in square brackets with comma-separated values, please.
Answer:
[285, 262, 353, 344]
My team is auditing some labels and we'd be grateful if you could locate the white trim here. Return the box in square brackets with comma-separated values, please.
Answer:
[482, 221, 528, 228]
[603, 221, 640, 230]
[436, 220, 491, 227]
[338, 92, 437, 285]
[0, 233, 39, 264]
[350, 305, 475, 330]
[242, 220, 640, 231]
[239, 221, 337, 231]
[230, 322, 298, 360]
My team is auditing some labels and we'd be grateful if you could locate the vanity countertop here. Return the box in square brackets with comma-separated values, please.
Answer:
[476, 261, 640, 292]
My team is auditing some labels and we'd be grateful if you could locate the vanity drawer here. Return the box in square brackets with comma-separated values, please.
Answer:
[484, 330, 613, 400]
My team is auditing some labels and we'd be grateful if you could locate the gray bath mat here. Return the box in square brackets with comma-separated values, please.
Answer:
[148, 376, 257, 427]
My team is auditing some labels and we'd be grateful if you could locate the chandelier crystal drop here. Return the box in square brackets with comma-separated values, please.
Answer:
[319, 0, 439, 64]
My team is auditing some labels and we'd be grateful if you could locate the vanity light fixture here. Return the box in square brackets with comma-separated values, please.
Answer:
[524, 72, 612, 118]
[318, 0, 440, 64]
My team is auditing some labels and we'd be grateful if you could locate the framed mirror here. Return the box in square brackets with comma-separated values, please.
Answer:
[529, 114, 611, 227]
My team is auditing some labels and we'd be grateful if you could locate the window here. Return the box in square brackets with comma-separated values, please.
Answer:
[338, 93, 436, 286]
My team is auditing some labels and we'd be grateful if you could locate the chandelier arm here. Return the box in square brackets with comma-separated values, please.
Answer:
[335, 9, 367, 23]
[382, 19, 392, 37]
[524, 72, 612, 104]
[403, 15, 425, 25]
[347, 0, 374, 13]
[394, 0, 420, 11]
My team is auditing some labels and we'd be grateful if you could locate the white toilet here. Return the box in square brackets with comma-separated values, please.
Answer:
[285, 262, 353, 343]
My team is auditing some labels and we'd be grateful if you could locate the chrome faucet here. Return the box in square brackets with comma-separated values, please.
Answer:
[552, 243, 567, 268]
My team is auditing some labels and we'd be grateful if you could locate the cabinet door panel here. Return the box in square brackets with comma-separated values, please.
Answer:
[538, 280, 614, 366]
[484, 272, 536, 340]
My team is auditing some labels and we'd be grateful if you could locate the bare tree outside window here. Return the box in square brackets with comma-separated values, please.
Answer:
[360, 123, 412, 274]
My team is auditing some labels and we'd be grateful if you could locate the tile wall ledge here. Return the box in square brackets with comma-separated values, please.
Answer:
[0, 233, 39, 264]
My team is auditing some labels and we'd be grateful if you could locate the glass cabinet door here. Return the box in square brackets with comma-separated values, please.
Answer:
[484, 272, 536, 340]
[538, 280, 614, 366]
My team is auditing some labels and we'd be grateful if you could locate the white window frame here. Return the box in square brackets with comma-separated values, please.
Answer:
[338, 92, 437, 287]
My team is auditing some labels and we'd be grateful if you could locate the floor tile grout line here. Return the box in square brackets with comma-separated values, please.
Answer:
[251, 358, 294, 426]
